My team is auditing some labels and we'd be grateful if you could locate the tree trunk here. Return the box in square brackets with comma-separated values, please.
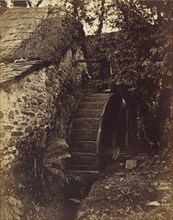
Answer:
[96, 0, 105, 35]
[72, 0, 79, 18]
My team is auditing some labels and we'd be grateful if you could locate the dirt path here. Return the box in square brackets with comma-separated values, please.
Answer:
[76, 148, 173, 220]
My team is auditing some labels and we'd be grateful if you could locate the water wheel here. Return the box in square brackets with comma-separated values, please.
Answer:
[66, 93, 124, 173]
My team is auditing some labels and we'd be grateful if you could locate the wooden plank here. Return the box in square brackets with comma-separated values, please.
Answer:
[66, 170, 100, 174]
[73, 118, 100, 130]
[69, 153, 97, 165]
[66, 164, 98, 171]
[82, 95, 110, 102]
[78, 101, 105, 110]
[75, 109, 102, 118]
[71, 152, 96, 156]
[70, 141, 96, 153]
[67, 93, 115, 172]
[75, 59, 100, 63]
[82, 97, 108, 102]
[71, 129, 98, 141]
[67, 163, 99, 171]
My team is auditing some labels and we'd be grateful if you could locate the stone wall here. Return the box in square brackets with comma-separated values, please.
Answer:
[0, 48, 86, 169]
[0, 47, 87, 219]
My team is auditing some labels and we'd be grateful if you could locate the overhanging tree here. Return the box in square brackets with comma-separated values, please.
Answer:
[111, 0, 172, 149]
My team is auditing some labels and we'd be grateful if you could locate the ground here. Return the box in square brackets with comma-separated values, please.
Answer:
[76, 146, 173, 220]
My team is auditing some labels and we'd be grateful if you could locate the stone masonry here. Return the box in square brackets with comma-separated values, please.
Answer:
[0, 48, 87, 170]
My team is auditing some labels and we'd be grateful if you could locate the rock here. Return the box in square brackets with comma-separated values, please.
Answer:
[157, 186, 170, 190]
[125, 160, 137, 169]
[104, 185, 111, 189]
[68, 198, 81, 204]
[3, 125, 14, 130]
[77, 211, 86, 219]
[151, 182, 159, 187]
[146, 201, 160, 206]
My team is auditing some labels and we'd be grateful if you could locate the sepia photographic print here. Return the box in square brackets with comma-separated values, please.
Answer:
[0, 0, 172, 219]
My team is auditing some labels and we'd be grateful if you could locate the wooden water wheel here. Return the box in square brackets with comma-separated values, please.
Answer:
[66, 93, 124, 173]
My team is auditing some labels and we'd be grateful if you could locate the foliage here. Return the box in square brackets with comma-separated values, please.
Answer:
[11, 0, 116, 35]
[0, 132, 70, 219]
[112, 0, 172, 86]
[1, 196, 23, 220]
[0, 0, 7, 7]
[85, 0, 172, 88]
[84, 0, 172, 149]
[112, 1, 156, 87]
[111, 0, 172, 148]
[18, 134, 70, 202]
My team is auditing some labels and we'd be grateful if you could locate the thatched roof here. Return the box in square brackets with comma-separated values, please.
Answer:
[0, 6, 84, 63]
[0, 60, 42, 85]
[0, 6, 8, 16]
